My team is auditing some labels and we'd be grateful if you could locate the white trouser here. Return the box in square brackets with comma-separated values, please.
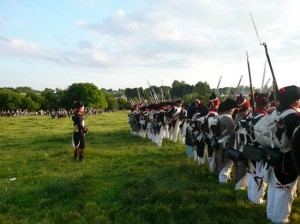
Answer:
[219, 160, 233, 183]
[266, 168, 297, 224]
[208, 152, 216, 172]
[235, 173, 248, 190]
[172, 120, 182, 143]
[247, 161, 267, 204]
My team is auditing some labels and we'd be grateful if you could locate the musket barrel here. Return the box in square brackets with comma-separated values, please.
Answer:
[263, 43, 278, 101]
[246, 51, 255, 109]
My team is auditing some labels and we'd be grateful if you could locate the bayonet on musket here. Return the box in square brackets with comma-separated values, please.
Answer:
[137, 89, 142, 108]
[246, 51, 255, 109]
[235, 75, 243, 98]
[147, 80, 159, 103]
[217, 76, 222, 89]
[250, 12, 278, 102]
[160, 81, 164, 102]
[160, 88, 164, 102]
[263, 78, 271, 93]
[223, 87, 231, 102]
[146, 80, 155, 103]
[216, 76, 222, 96]
[250, 12, 263, 45]
[261, 61, 267, 93]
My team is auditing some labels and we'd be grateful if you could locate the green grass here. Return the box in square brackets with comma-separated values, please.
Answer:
[0, 111, 299, 224]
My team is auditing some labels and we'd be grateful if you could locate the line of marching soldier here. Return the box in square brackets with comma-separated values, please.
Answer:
[184, 86, 300, 224]
[128, 85, 300, 223]
[128, 100, 188, 146]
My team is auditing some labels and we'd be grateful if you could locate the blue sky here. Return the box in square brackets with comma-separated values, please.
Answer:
[0, 0, 299, 91]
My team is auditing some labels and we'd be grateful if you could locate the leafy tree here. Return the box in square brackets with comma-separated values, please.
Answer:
[193, 81, 211, 95]
[106, 88, 126, 98]
[25, 91, 44, 110]
[103, 91, 119, 110]
[183, 93, 210, 106]
[21, 96, 39, 111]
[16, 86, 39, 94]
[61, 83, 108, 109]
[41, 88, 59, 110]
[171, 80, 192, 98]
[0, 89, 22, 110]
[117, 97, 131, 110]
[161, 86, 172, 101]
[106, 97, 119, 110]
[125, 88, 136, 100]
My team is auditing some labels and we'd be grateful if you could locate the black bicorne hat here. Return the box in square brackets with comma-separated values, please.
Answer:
[218, 99, 239, 113]
[74, 100, 84, 109]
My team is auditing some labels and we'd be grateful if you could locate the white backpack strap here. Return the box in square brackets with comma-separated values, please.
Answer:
[253, 113, 265, 120]
[278, 109, 296, 118]
[218, 114, 231, 119]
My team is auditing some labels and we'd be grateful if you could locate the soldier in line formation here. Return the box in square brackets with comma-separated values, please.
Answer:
[128, 85, 300, 224]
[128, 100, 188, 147]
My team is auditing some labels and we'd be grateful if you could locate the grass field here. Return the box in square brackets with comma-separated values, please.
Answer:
[0, 111, 299, 224]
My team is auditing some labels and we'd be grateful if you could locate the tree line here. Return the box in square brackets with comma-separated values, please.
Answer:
[0, 81, 253, 112]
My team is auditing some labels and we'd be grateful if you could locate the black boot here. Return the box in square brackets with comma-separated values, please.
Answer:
[73, 148, 79, 161]
[79, 149, 85, 162]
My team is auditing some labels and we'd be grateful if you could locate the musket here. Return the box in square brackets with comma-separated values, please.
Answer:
[234, 75, 243, 99]
[217, 75, 222, 91]
[147, 80, 159, 103]
[141, 96, 148, 106]
[261, 60, 267, 93]
[250, 12, 278, 101]
[160, 88, 164, 102]
[223, 87, 231, 101]
[160, 81, 164, 102]
[137, 89, 142, 108]
[263, 42, 278, 101]
[148, 91, 154, 104]
[129, 98, 134, 107]
[168, 90, 171, 102]
[217, 76, 222, 90]
[263, 78, 271, 93]
[146, 81, 155, 103]
[152, 88, 159, 103]
[142, 89, 148, 105]
[246, 51, 255, 109]
[216, 75, 222, 97]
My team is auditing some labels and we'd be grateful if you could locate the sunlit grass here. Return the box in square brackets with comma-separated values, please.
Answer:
[0, 111, 299, 223]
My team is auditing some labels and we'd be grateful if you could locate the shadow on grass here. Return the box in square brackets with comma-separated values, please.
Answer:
[93, 162, 269, 224]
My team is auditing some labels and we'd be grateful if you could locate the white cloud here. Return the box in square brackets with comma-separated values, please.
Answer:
[1, 0, 300, 90]
[0, 37, 40, 56]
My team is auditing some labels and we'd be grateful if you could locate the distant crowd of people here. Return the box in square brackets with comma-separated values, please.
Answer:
[0, 107, 106, 118]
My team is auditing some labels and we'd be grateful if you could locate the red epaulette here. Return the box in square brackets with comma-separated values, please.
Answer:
[209, 107, 218, 113]
[255, 108, 269, 116]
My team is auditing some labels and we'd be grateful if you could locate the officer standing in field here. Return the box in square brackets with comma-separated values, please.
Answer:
[72, 100, 88, 162]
